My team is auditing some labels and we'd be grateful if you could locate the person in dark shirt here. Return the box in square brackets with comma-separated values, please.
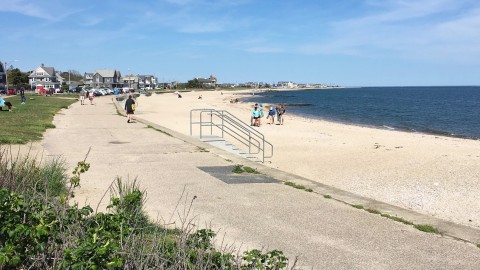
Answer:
[20, 88, 26, 104]
[124, 95, 136, 123]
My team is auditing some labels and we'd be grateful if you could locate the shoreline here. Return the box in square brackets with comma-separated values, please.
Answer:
[136, 90, 480, 230]
[238, 88, 480, 141]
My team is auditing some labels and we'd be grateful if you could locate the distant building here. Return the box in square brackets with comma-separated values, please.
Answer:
[29, 63, 62, 89]
[195, 75, 217, 88]
[121, 75, 138, 89]
[83, 73, 93, 86]
[277, 81, 296, 88]
[91, 69, 122, 89]
[138, 75, 158, 89]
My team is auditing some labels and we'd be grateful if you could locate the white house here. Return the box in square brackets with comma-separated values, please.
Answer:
[29, 64, 61, 90]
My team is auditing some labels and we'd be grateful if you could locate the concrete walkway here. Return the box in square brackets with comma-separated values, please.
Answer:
[39, 96, 480, 269]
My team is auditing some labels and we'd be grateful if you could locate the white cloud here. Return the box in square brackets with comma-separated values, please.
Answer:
[297, 0, 480, 63]
[0, 0, 51, 20]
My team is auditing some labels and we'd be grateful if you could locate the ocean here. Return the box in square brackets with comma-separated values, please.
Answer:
[243, 86, 480, 140]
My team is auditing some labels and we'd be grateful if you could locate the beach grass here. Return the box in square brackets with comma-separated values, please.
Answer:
[0, 94, 77, 144]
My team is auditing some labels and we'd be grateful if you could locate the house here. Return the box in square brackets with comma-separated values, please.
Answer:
[83, 73, 93, 86]
[29, 64, 61, 90]
[121, 75, 138, 90]
[91, 69, 122, 89]
[195, 75, 217, 88]
[138, 75, 158, 89]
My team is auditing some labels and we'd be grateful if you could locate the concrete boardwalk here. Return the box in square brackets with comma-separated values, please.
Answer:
[39, 96, 480, 269]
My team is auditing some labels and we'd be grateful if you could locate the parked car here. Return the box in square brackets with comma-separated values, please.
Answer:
[0, 88, 6, 94]
[93, 89, 103, 96]
[7, 89, 16, 95]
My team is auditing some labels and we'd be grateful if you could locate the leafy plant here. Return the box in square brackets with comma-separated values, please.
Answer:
[242, 249, 288, 269]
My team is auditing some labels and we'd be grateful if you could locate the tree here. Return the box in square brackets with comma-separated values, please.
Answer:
[60, 70, 82, 82]
[187, 78, 201, 88]
[7, 68, 29, 88]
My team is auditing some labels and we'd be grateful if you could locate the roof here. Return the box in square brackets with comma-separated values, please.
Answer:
[28, 65, 56, 78]
[94, 69, 117, 78]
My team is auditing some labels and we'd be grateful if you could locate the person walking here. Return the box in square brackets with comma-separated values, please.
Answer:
[125, 95, 136, 123]
[277, 104, 286, 125]
[20, 87, 26, 104]
[251, 104, 260, 127]
[88, 91, 94, 105]
[79, 89, 85, 105]
[268, 106, 276, 124]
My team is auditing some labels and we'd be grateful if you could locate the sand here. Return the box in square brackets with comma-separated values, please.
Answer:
[135, 89, 480, 229]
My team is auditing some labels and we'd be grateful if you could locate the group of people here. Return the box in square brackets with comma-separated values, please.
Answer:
[79, 89, 95, 105]
[251, 103, 285, 127]
[0, 88, 27, 112]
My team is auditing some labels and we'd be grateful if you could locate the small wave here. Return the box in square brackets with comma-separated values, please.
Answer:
[382, 125, 395, 130]
[285, 103, 313, 107]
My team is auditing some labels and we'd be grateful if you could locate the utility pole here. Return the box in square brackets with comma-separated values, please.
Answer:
[4, 60, 19, 91]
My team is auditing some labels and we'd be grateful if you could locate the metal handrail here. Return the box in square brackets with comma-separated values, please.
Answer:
[190, 109, 273, 162]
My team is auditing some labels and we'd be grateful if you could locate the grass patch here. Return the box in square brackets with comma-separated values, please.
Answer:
[243, 166, 259, 174]
[0, 94, 76, 144]
[225, 159, 233, 163]
[380, 214, 414, 225]
[323, 194, 332, 199]
[365, 208, 381, 214]
[195, 146, 209, 152]
[352, 204, 364, 209]
[232, 164, 244, 174]
[232, 165, 259, 174]
[414, 224, 439, 234]
[146, 125, 173, 137]
[284, 181, 311, 191]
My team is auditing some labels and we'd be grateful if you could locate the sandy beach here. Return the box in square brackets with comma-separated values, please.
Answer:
[134, 89, 480, 229]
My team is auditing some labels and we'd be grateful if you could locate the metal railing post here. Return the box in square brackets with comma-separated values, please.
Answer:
[221, 111, 225, 138]
[210, 110, 213, 136]
[199, 111, 203, 139]
[190, 110, 193, 136]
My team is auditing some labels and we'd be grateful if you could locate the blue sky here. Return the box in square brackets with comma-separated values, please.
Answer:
[1, 0, 480, 86]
